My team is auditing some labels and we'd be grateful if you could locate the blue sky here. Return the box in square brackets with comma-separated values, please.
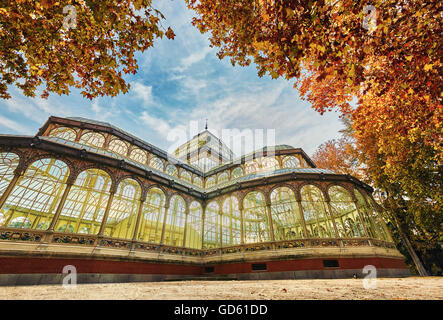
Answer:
[0, 0, 343, 158]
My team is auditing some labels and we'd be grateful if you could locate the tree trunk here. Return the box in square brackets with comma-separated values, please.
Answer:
[388, 210, 428, 276]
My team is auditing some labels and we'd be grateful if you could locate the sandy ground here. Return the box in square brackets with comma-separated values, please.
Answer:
[0, 277, 442, 300]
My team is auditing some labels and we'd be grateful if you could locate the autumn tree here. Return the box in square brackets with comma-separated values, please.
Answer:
[187, 0, 442, 275]
[0, 0, 175, 99]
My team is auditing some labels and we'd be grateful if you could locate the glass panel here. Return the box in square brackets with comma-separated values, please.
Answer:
[0, 152, 20, 200]
[138, 188, 165, 243]
[243, 191, 270, 243]
[129, 148, 147, 164]
[245, 160, 258, 175]
[222, 196, 241, 246]
[231, 167, 243, 179]
[79, 131, 105, 148]
[108, 139, 129, 157]
[217, 172, 229, 184]
[2, 158, 69, 230]
[165, 164, 178, 177]
[186, 201, 203, 249]
[205, 177, 216, 188]
[270, 187, 304, 240]
[260, 157, 279, 171]
[149, 157, 164, 171]
[282, 156, 301, 168]
[104, 179, 141, 239]
[300, 185, 335, 238]
[193, 176, 203, 188]
[56, 169, 111, 234]
[203, 201, 220, 248]
[328, 186, 364, 238]
[49, 127, 77, 141]
[366, 195, 391, 241]
[354, 189, 379, 239]
[163, 195, 186, 246]
[180, 171, 192, 183]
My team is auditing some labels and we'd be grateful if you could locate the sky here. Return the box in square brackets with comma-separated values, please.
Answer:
[0, 0, 343, 158]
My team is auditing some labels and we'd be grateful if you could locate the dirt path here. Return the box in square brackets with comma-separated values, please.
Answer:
[1, 277, 442, 300]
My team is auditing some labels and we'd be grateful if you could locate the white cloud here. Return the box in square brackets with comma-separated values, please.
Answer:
[132, 82, 153, 105]
[140, 111, 172, 135]
[174, 46, 213, 73]
[0, 115, 33, 135]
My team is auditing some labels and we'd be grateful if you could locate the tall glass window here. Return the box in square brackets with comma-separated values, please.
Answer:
[222, 196, 242, 246]
[104, 179, 141, 239]
[270, 187, 304, 240]
[354, 189, 378, 239]
[300, 185, 335, 238]
[0, 152, 20, 200]
[3, 158, 69, 230]
[186, 201, 203, 249]
[163, 195, 186, 246]
[138, 188, 165, 243]
[56, 169, 111, 234]
[203, 201, 220, 248]
[243, 191, 270, 243]
[328, 186, 364, 238]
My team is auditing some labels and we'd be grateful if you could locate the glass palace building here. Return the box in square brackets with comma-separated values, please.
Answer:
[0, 117, 409, 285]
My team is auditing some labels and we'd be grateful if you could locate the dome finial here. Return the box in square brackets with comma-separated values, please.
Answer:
[205, 118, 208, 130]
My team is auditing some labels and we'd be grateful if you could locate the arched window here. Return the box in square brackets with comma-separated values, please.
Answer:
[193, 176, 203, 188]
[108, 139, 129, 157]
[49, 127, 77, 141]
[245, 160, 258, 175]
[186, 201, 203, 249]
[4, 158, 70, 230]
[138, 188, 165, 243]
[270, 187, 304, 241]
[164, 195, 186, 246]
[243, 191, 270, 243]
[354, 189, 378, 239]
[217, 172, 229, 185]
[282, 156, 301, 168]
[129, 148, 148, 164]
[328, 186, 364, 238]
[103, 179, 141, 239]
[203, 201, 220, 249]
[180, 171, 192, 183]
[165, 164, 178, 177]
[300, 185, 334, 238]
[260, 157, 279, 171]
[205, 177, 216, 189]
[56, 169, 111, 234]
[79, 131, 106, 148]
[231, 167, 243, 179]
[149, 157, 164, 171]
[0, 152, 20, 201]
[365, 195, 391, 241]
[222, 196, 241, 246]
